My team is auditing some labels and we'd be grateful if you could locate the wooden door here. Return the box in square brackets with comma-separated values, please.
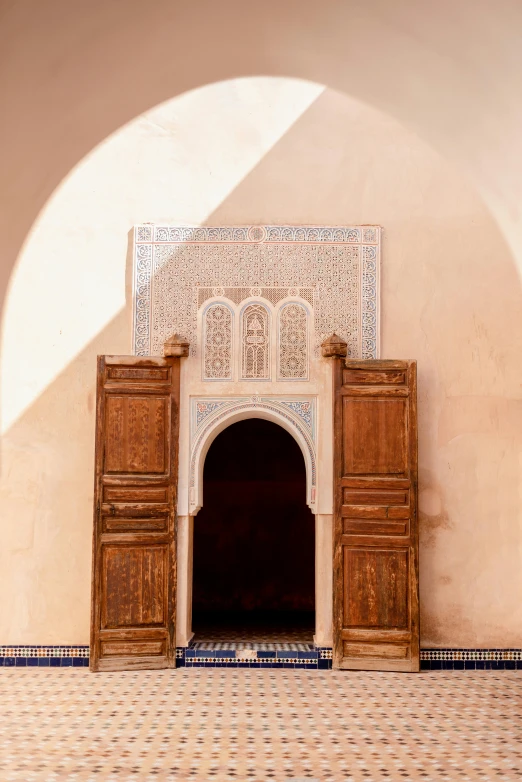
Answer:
[333, 359, 419, 671]
[90, 355, 181, 672]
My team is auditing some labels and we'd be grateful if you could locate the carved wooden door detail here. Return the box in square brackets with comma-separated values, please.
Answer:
[90, 355, 181, 672]
[332, 358, 419, 671]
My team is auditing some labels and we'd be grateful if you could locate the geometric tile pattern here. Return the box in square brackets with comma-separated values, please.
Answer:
[192, 621, 315, 644]
[0, 645, 89, 658]
[179, 646, 333, 669]
[2, 646, 522, 668]
[192, 642, 313, 651]
[0, 646, 89, 667]
[0, 668, 520, 780]
[423, 648, 522, 660]
[421, 648, 522, 670]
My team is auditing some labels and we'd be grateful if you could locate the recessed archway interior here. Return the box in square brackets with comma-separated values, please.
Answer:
[192, 417, 315, 643]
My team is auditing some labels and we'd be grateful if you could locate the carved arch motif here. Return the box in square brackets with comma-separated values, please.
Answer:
[189, 396, 317, 515]
[203, 302, 233, 380]
[199, 293, 312, 382]
[241, 303, 270, 380]
[278, 301, 309, 380]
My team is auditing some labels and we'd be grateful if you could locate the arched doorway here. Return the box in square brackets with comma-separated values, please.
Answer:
[192, 418, 315, 643]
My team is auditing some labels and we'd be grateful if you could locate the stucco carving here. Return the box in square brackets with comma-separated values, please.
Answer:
[241, 303, 270, 379]
[132, 225, 380, 359]
[203, 303, 233, 379]
[189, 396, 317, 514]
[200, 295, 311, 382]
[278, 302, 308, 379]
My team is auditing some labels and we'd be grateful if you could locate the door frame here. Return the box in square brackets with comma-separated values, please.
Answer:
[175, 406, 334, 649]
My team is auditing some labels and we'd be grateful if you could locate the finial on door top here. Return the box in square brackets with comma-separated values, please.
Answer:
[321, 333, 348, 358]
[163, 334, 190, 358]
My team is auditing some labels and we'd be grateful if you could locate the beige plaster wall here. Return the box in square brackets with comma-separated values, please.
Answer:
[1, 79, 521, 646]
[3, 0, 522, 317]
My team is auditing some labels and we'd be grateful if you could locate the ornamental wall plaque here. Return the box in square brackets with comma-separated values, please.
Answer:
[132, 225, 380, 360]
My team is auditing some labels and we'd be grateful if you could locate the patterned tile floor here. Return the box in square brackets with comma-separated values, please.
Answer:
[0, 669, 521, 781]
[192, 623, 314, 644]
[192, 641, 313, 651]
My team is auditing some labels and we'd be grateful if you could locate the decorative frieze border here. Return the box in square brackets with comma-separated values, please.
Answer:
[136, 225, 380, 244]
[0, 646, 89, 667]
[1, 647, 521, 670]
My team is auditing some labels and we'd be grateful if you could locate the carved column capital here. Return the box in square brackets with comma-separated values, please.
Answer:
[163, 333, 190, 358]
[321, 333, 348, 358]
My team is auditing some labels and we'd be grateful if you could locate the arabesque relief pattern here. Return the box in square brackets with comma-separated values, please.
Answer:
[241, 304, 270, 379]
[132, 225, 380, 359]
[278, 302, 308, 379]
[203, 303, 233, 380]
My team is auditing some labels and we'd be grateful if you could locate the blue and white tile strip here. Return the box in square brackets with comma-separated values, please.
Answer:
[1, 647, 521, 669]
[420, 648, 522, 670]
[176, 647, 333, 669]
[0, 646, 90, 667]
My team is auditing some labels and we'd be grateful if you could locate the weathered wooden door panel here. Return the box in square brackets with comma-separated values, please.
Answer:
[101, 544, 168, 628]
[342, 397, 408, 475]
[333, 358, 419, 672]
[104, 395, 169, 474]
[91, 355, 181, 672]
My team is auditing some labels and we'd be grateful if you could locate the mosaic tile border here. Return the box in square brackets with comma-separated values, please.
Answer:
[0, 646, 89, 667]
[192, 642, 313, 651]
[1, 647, 521, 669]
[421, 648, 522, 670]
[176, 646, 333, 669]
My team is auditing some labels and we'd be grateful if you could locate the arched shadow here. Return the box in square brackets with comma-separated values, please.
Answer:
[1, 83, 521, 648]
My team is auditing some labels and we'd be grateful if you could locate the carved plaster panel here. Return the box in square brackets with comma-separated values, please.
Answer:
[132, 225, 380, 359]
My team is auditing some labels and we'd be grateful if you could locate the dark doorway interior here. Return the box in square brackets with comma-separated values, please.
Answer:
[192, 418, 315, 642]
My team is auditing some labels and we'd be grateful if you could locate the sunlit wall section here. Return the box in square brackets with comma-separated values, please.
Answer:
[0, 77, 520, 647]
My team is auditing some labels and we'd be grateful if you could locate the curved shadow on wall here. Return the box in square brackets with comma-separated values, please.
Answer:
[1, 86, 521, 646]
[4, 0, 522, 335]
